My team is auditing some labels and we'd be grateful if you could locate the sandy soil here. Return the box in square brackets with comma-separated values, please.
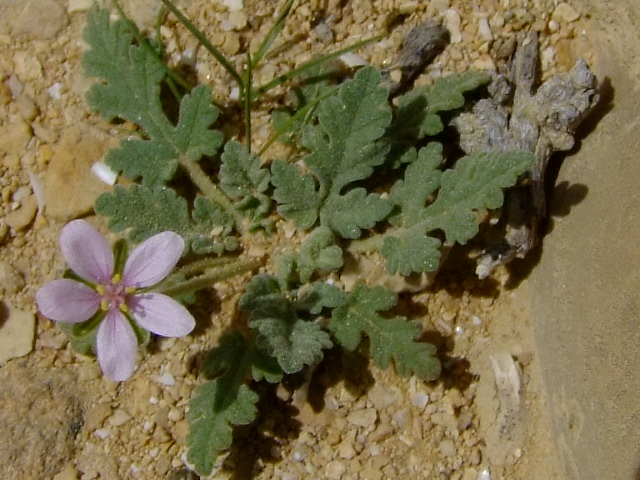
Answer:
[0, 1, 593, 479]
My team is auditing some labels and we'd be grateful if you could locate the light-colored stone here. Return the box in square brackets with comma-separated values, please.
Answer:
[346, 408, 377, 428]
[0, 0, 68, 40]
[552, 3, 580, 23]
[0, 261, 25, 294]
[0, 302, 35, 363]
[5, 194, 38, 231]
[0, 119, 32, 157]
[44, 126, 115, 221]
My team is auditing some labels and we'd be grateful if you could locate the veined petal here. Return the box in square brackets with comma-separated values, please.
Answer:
[96, 309, 138, 381]
[36, 279, 100, 323]
[129, 293, 195, 337]
[122, 232, 184, 288]
[60, 220, 114, 284]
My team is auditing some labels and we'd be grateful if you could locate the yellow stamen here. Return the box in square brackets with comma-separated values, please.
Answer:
[119, 303, 130, 313]
[100, 299, 109, 311]
[96, 285, 105, 295]
[124, 286, 137, 294]
[111, 273, 122, 284]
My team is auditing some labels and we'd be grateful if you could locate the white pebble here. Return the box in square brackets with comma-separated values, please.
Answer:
[48, 82, 63, 99]
[223, 0, 243, 11]
[91, 162, 118, 186]
[478, 468, 492, 480]
[410, 391, 430, 409]
[478, 16, 492, 41]
[340, 53, 369, 68]
[94, 428, 110, 439]
[155, 371, 176, 386]
[444, 9, 462, 43]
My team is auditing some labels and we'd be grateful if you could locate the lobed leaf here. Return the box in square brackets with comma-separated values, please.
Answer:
[219, 140, 272, 220]
[380, 145, 534, 274]
[95, 184, 235, 254]
[272, 67, 393, 238]
[187, 331, 282, 475]
[83, 7, 223, 186]
[329, 284, 440, 380]
[240, 275, 333, 374]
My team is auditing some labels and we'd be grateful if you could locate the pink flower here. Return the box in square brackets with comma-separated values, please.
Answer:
[36, 220, 195, 381]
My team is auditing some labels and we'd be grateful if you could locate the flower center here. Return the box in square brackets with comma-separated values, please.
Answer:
[96, 274, 137, 313]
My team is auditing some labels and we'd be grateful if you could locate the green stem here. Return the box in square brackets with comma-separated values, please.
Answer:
[178, 158, 246, 233]
[251, 0, 296, 68]
[254, 34, 384, 98]
[347, 235, 383, 254]
[174, 256, 238, 278]
[157, 257, 263, 297]
[159, 0, 245, 89]
[244, 51, 253, 151]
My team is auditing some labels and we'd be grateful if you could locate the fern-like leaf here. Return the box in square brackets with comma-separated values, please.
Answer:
[329, 284, 440, 380]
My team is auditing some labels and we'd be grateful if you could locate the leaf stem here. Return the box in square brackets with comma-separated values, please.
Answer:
[159, 0, 245, 89]
[157, 257, 263, 297]
[178, 158, 246, 233]
[347, 235, 383, 254]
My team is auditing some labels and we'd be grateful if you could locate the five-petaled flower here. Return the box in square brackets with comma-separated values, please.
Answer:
[36, 220, 195, 381]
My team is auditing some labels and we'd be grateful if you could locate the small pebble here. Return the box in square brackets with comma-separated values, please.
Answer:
[346, 408, 377, 428]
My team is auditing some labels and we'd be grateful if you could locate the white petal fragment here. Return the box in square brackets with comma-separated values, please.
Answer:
[122, 232, 184, 288]
[96, 309, 138, 382]
[36, 279, 100, 323]
[60, 220, 114, 284]
[130, 293, 195, 337]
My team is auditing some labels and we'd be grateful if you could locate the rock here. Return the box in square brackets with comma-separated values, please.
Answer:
[0, 363, 82, 480]
[0, 302, 35, 363]
[0, 119, 33, 157]
[44, 126, 115, 221]
[5, 194, 38, 231]
[0, 261, 26, 294]
[17, 0, 68, 39]
[346, 408, 377, 428]
[552, 3, 580, 23]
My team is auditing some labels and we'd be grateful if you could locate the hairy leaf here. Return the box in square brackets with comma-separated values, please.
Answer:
[95, 184, 235, 254]
[277, 227, 343, 286]
[390, 71, 492, 143]
[381, 145, 534, 274]
[220, 140, 271, 220]
[329, 284, 440, 379]
[83, 7, 223, 186]
[187, 331, 282, 475]
[240, 275, 332, 374]
[272, 67, 393, 238]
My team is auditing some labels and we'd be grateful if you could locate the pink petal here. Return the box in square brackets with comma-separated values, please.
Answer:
[96, 309, 138, 381]
[129, 293, 195, 337]
[36, 279, 100, 323]
[60, 220, 114, 284]
[122, 232, 184, 288]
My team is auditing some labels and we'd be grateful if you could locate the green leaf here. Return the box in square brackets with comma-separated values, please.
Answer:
[271, 159, 321, 229]
[391, 71, 491, 141]
[219, 140, 271, 220]
[277, 227, 343, 285]
[187, 381, 258, 475]
[380, 145, 534, 275]
[424, 150, 534, 244]
[272, 67, 393, 238]
[187, 331, 282, 476]
[95, 184, 235, 254]
[329, 284, 440, 380]
[240, 275, 333, 374]
[83, 7, 223, 186]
